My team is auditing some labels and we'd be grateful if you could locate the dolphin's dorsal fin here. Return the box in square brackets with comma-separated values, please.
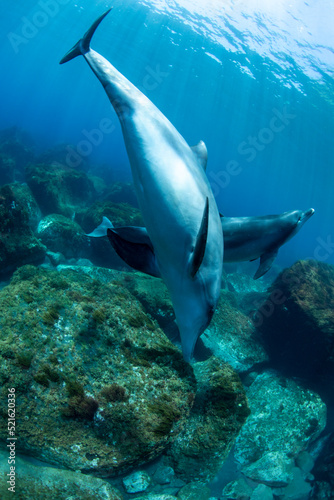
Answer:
[189, 198, 209, 278]
[191, 141, 208, 171]
[107, 228, 161, 278]
[253, 249, 278, 280]
[86, 216, 114, 237]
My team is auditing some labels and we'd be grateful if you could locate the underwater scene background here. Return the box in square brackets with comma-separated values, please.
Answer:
[0, 0, 334, 499]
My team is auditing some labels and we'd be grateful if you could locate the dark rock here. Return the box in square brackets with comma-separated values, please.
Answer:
[0, 266, 195, 476]
[102, 182, 139, 207]
[0, 184, 46, 276]
[25, 162, 96, 217]
[37, 214, 89, 259]
[256, 260, 334, 393]
[311, 432, 334, 499]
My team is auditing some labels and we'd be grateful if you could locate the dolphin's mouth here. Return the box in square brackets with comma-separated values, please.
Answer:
[300, 208, 315, 223]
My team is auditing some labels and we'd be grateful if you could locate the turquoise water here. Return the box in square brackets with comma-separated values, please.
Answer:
[1, 0, 333, 270]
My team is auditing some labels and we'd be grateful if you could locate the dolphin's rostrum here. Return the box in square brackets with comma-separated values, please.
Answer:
[60, 9, 224, 361]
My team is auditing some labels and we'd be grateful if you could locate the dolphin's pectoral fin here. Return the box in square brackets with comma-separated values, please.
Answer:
[189, 198, 209, 278]
[191, 141, 208, 171]
[254, 249, 278, 280]
[107, 228, 161, 278]
[86, 216, 114, 237]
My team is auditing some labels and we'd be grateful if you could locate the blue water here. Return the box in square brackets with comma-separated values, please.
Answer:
[1, 0, 333, 271]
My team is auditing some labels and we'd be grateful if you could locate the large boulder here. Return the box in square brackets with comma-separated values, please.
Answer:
[0, 184, 46, 276]
[0, 266, 195, 476]
[167, 356, 250, 482]
[37, 214, 89, 259]
[25, 162, 96, 217]
[0, 450, 123, 500]
[256, 260, 334, 392]
[234, 371, 327, 487]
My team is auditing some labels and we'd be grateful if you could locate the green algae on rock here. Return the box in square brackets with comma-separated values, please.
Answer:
[76, 200, 144, 233]
[37, 213, 89, 258]
[0, 265, 195, 476]
[25, 161, 96, 217]
[167, 356, 250, 482]
[0, 184, 46, 276]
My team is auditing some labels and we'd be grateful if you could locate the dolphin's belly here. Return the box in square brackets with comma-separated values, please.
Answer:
[120, 111, 219, 267]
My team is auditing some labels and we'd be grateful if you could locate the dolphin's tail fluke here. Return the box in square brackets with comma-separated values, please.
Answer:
[59, 8, 112, 64]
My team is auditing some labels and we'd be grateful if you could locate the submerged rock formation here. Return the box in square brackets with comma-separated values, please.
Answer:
[167, 356, 250, 482]
[37, 213, 89, 259]
[25, 162, 96, 217]
[0, 184, 46, 276]
[0, 265, 195, 476]
[202, 290, 268, 372]
[257, 260, 334, 393]
[234, 371, 326, 490]
[0, 450, 123, 500]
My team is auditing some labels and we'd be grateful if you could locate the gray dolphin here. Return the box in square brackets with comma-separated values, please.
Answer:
[222, 208, 315, 279]
[88, 208, 314, 280]
[60, 9, 224, 361]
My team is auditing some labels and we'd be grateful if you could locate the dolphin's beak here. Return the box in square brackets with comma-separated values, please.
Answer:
[301, 208, 315, 222]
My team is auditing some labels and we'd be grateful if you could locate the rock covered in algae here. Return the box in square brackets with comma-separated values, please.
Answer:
[37, 213, 89, 258]
[0, 184, 46, 276]
[0, 450, 123, 500]
[202, 290, 268, 372]
[25, 162, 96, 217]
[75, 201, 144, 269]
[234, 371, 326, 486]
[166, 356, 250, 482]
[0, 265, 195, 476]
[123, 470, 151, 493]
[256, 259, 334, 388]
[76, 200, 144, 233]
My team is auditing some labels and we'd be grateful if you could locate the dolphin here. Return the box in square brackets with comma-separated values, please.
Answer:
[221, 208, 315, 279]
[60, 9, 224, 361]
[87, 208, 314, 280]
